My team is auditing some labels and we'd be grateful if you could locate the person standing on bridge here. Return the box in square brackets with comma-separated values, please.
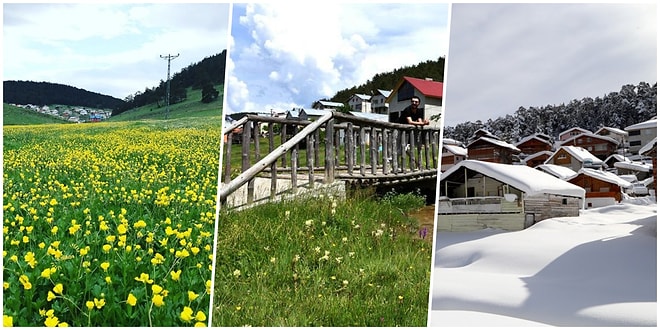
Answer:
[398, 96, 429, 126]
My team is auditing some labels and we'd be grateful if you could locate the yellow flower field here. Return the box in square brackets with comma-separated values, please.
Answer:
[3, 119, 221, 326]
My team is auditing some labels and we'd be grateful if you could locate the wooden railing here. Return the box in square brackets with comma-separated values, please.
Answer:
[219, 110, 441, 208]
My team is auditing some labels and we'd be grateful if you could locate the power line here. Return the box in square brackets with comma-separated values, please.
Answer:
[160, 53, 179, 119]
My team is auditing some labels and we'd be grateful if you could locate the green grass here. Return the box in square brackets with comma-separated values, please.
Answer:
[109, 85, 224, 122]
[3, 104, 70, 125]
[212, 189, 431, 327]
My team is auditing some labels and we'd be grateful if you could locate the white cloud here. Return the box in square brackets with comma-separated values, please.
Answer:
[227, 3, 449, 114]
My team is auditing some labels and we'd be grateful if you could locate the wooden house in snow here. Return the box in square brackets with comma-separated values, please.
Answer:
[441, 139, 467, 171]
[559, 127, 592, 142]
[639, 137, 657, 193]
[567, 168, 633, 208]
[544, 145, 603, 172]
[466, 131, 521, 164]
[559, 132, 619, 161]
[515, 133, 554, 156]
[535, 163, 577, 180]
[437, 160, 585, 231]
[522, 150, 553, 168]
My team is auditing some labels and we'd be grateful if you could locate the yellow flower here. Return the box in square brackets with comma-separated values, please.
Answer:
[170, 269, 181, 281]
[41, 267, 57, 279]
[105, 276, 112, 284]
[194, 322, 206, 327]
[3, 282, 9, 290]
[24, 252, 37, 268]
[3, 315, 13, 327]
[19, 275, 31, 290]
[44, 315, 59, 327]
[180, 306, 194, 322]
[187, 291, 199, 302]
[152, 284, 163, 295]
[100, 262, 110, 272]
[85, 301, 94, 310]
[206, 280, 212, 294]
[117, 224, 127, 234]
[47, 291, 57, 301]
[135, 273, 153, 284]
[126, 293, 137, 306]
[152, 294, 164, 307]
[195, 311, 207, 322]
[102, 244, 112, 253]
[53, 283, 63, 295]
[94, 298, 105, 309]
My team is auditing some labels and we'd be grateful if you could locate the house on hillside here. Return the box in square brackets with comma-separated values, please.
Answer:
[613, 160, 653, 181]
[466, 131, 521, 164]
[515, 133, 554, 156]
[347, 93, 372, 113]
[625, 116, 657, 158]
[371, 89, 391, 115]
[544, 145, 603, 172]
[595, 126, 628, 151]
[567, 168, 633, 208]
[313, 100, 344, 111]
[440, 139, 468, 171]
[559, 132, 619, 161]
[558, 127, 592, 142]
[522, 151, 553, 168]
[437, 160, 585, 231]
[603, 154, 631, 172]
[386, 76, 443, 127]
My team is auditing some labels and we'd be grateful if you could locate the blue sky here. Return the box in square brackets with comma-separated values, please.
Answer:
[442, 3, 657, 127]
[3, 3, 231, 100]
[225, 3, 450, 115]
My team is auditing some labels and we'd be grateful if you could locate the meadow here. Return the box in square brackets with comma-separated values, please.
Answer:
[212, 189, 433, 327]
[2, 117, 221, 326]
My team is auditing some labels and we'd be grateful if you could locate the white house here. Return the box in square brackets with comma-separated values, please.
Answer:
[371, 89, 391, 115]
[386, 76, 443, 128]
[347, 94, 372, 113]
[625, 116, 657, 157]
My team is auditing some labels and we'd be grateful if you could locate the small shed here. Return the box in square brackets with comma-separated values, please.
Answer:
[438, 160, 585, 231]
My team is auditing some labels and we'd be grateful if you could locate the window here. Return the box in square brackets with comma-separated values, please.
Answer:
[629, 130, 641, 136]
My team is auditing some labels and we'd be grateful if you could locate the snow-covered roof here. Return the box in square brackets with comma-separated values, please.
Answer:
[468, 136, 521, 152]
[639, 137, 657, 156]
[523, 150, 553, 162]
[443, 138, 464, 146]
[614, 161, 653, 172]
[376, 89, 392, 98]
[443, 144, 468, 156]
[559, 132, 620, 146]
[352, 93, 372, 101]
[535, 163, 578, 180]
[625, 117, 657, 131]
[604, 154, 630, 164]
[559, 127, 591, 137]
[317, 100, 344, 107]
[569, 168, 633, 188]
[304, 108, 332, 117]
[595, 126, 628, 136]
[550, 146, 603, 165]
[441, 160, 586, 199]
[515, 134, 553, 147]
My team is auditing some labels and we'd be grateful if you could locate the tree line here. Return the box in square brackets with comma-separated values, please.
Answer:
[320, 56, 446, 105]
[444, 81, 657, 145]
[3, 80, 126, 110]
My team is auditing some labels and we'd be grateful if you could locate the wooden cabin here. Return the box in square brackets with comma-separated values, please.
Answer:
[437, 160, 585, 231]
[567, 168, 633, 208]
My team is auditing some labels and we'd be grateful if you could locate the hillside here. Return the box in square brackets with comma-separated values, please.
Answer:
[3, 103, 70, 125]
[3, 80, 126, 110]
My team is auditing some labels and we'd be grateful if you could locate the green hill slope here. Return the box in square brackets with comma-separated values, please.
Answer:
[3, 104, 70, 125]
[108, 85, 224, 122]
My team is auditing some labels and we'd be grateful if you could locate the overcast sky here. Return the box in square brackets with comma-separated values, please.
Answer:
[2, 3, 230, 100]
[225, 3, 449, 115]
[442, 3, 657, 128]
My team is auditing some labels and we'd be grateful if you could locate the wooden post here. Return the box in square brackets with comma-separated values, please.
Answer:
[292, 125, 299, 193]
[324, 118, 335, 183]
[242, 121, 254, 204]
[224, 133, 232, 184]
[307, 132, 314, 188]
[347, 122, 354, 175]
[269, 123, 276, 199]
[370, 127, 377, 175]
[359, 126, 366, 176]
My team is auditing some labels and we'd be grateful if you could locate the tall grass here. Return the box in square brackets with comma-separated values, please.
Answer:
[212, 189, 431, 326]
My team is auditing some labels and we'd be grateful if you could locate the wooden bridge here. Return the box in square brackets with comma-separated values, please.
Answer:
[218, 111, 441, 210]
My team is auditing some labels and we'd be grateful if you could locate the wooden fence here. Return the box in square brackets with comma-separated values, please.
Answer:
[219, 111, 441, 208]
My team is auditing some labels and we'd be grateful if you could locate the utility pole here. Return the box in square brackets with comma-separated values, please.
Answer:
[160, 53, 179, 119]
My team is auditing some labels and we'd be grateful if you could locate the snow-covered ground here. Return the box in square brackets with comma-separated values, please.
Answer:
[429, 196, 657, 327]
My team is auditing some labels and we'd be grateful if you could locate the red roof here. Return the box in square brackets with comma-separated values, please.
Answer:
[403, 76, 443, 99]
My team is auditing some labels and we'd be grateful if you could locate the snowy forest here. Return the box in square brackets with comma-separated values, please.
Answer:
[443, 81, 657, 145]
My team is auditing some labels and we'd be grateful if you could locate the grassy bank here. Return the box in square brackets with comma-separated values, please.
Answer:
[211, 189, 432, 326]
